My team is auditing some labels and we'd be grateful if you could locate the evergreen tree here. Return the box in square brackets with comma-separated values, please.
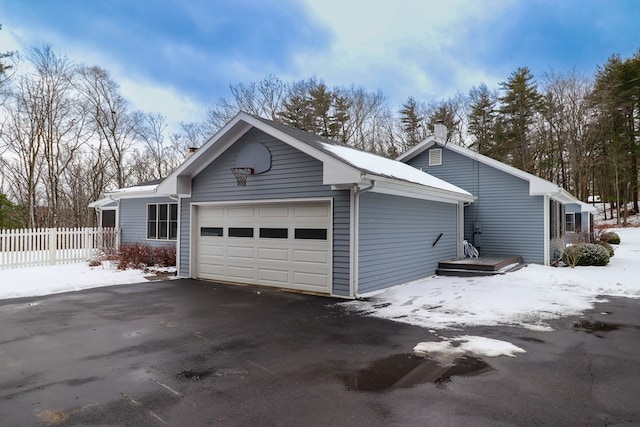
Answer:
[0, 193, 26, 229]
[429, 101, 459, 144]
[591, 53, 640, 217]
[308, 82, 333, 137]
[399, 97, 423, 149]
[497, 67, 542, 172]
[467, 83, 497, 155]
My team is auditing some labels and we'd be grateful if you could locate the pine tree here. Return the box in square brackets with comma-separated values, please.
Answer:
[399, 97, 423, 149]
[429, 101, 459, 144]
[467, 83, 497, 155]
[497, 67, 542, 172]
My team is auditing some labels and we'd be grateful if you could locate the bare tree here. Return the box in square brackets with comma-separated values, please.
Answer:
[28, 45, 91, 226]
[1, 71, 46, 226]
[76, 65, 139, 189]
[136, 112, 178, 179]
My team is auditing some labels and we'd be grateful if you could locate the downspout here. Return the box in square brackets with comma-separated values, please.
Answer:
[543, 195, 550, 265]
[351, 179, 375, 299]
[168, 194, 180, 277]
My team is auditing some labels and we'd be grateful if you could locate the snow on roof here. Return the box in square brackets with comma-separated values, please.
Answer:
[321, 143, 473, 197]
[107, 184, 158, 194]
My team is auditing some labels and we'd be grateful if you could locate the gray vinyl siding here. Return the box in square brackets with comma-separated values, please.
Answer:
[179, 196, 191, 277]
[358, 192, 458, 294]
[184, 127, 351, 296]
[407, 148, 545, 264]
[119, 196, 178, 248]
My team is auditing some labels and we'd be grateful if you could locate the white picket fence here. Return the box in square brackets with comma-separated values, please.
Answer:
[0, 227, 120, 269]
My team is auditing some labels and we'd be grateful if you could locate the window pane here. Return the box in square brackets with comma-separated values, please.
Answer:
[158, 220, 168, 239]
[147, 221, 157, 239]
[170, 203, 178, 220]
[565, 213, 575, 232]
[575, 213, 582, 232]
[148, 204, 157, 220]
[102, 210, 116, 228]
[295, 228, 327, 240]
[200, 227, 223, 237]
[260, 228, 288, 239]
[169, 221, 178, 239]
[229, 227, 254, 237]
[159, 204, 168, 220]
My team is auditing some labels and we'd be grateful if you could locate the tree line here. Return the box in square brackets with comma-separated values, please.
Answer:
[0, 37, 638, 228]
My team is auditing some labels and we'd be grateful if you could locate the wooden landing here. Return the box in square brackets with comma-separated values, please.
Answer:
[437, 255, 524, 277]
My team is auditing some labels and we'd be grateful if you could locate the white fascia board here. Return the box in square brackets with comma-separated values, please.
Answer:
[421, 142, 563, 198]
[158, 112, 364, 193]
[88, 197, 114, 208]
[323, 162, 363, 185]
[246, 119, 365, 185]
[577, 201, 597, 213]
[157, 116, 253, 195]
[367, 175, 475, 204]
[396, 136, 439, 161]
[529, 178, 563, 197]
[103, 187, 160, 200]
[545, 187, 578, 204]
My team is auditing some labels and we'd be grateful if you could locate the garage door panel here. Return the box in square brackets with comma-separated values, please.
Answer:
[200, 207, 224, 219]
[258, 247, 289, 261]
[259, 206, 289, 217]
[199, 243, 224, 257]
[259, 268, 289, 285]
[227, 265, 256, 280]
[294, 272, 328, 288]
[227, 245, 254, 259]
[294, 204, 330, 219]
[199, 263, 224, 276]
[228, 207, 255, 217]
[196, 201, 331, 294]
[294, 249, 328, 264]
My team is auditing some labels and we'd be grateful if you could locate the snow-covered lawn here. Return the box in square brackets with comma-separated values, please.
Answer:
[0, 261, 150, 300]
[343, 227, 640, 333]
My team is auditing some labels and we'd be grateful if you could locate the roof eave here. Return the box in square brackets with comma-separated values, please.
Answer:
[364, 174, 475, 204]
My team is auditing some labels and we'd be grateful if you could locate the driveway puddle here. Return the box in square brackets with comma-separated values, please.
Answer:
[176, 368, 249, 381]
[176, 369, 213, 381]
[345, 353, 492, 392]
[573, 320, 620, 333]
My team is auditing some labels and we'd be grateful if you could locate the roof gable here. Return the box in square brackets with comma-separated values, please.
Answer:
[398, 136, 568, 199]
[156, 112, 473, 203]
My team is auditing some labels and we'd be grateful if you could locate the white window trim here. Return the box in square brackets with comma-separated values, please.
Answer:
[147, 202, 178, 241]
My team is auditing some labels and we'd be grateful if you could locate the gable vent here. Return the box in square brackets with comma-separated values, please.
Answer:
[429, 148, 442, 166]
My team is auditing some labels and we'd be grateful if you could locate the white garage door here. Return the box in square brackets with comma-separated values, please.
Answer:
[195, 201, 332, 294]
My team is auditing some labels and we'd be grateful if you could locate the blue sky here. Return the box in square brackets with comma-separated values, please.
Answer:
[1, 0, 639, 127]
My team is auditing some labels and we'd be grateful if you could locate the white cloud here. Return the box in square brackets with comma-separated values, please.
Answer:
[118, 77, 206, 129]
[296, 0, 512, 102]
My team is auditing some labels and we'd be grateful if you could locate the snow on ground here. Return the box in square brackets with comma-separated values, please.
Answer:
[0, 261, 150, 300]
[342, 227, 640, 333]
[414, 336, 526, 363]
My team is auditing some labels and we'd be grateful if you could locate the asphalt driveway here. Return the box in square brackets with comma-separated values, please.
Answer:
[1, 279, 639, 426]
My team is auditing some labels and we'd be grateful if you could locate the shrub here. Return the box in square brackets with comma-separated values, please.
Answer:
[595, 240, 615, 257]
[117, 242, 176, 269]
[563, 243, 610, 267]
[562, 245, 582, 268]
[600, 231, 620, 245]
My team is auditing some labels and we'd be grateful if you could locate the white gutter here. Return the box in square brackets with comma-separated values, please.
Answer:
[350, 180, 376, 299]
[361, 174, 475, 204]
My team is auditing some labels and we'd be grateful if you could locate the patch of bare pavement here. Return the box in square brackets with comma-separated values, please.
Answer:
[0, 279, 639, 426]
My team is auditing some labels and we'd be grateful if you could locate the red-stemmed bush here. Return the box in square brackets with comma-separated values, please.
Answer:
[117, 243, 176, 270]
